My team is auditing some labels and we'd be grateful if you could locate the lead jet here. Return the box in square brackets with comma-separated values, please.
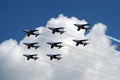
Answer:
[47, 42, 63, 49]
[23, 54, 39, 60]
[46, 54, 62, 61]
[74, 24, 90, 31]
[23, 42, 40, 49]
[23, 29, 40, 37]
[48, 27, 65, 34]
[73, 39, 89, 46]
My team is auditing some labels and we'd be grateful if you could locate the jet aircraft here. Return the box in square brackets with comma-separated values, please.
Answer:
[48, 27, 65, 34]
[23, 29, 40, 37]
[47, 42, 63, 49]
[23, 42, 40, 49]
[46, 54, 62, 61]
[74, 24, 90, 31]
[23, 54, 39, 60]
[73, 39, 89, 46]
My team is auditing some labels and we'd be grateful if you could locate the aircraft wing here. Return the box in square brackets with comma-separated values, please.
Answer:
[54, 54, 61, 56]
[47, 42, 62, 45]
[27, 33, 31, 37]
[30, 54, 38, 56]
[74, 24, 89, 27]
[50, 57, 53, 60]
[80, 39, 88, 41]
[81, 24, 88, 26]
[30, 30, 39, 32]
[77, 27, 82, 31]
[51, 45, 54, 48]
[52, 31, 56, 34]
[47, 54, 61, 57]
[56, 27, 64, 29]
[23, 54, 38, 57]
[54, 42, 62, 44]
[76, 42, 79, 46]
[27, 57, 30, 60]
[32, 42, 38, 44]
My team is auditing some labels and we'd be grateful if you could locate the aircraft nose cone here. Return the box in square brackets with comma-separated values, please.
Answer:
[23, 43, 27, 45]
[23, 54, 27, 56]
[23, 30, 25, 32]
[48, 27, 52, 29]
[23, 43, 26, 44]
[46, 54, 49, 56]
[47, 42, 50, 44]
[23, 29, 29, 32]
[87, 23, 90, 25]
[74, 24, 78, 26]
[73, 40, 76, 41]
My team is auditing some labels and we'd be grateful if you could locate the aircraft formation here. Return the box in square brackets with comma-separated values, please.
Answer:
[23, 23, 90, 61]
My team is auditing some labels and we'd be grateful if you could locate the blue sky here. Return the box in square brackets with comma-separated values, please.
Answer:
[0, 1, 120, 80]
[0, 0, 120, 49]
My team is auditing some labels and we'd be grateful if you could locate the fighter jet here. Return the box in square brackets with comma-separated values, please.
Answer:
[23, 42, 40, 49]
[47, 42, 63, 49]
[73, 39, 89, 46]
[46, 54, 62, 61]
[74, 24, 90, 31]
[23, 29, 40, 37]
[48, 27, 65, 34]
[23, 54, 39, 60]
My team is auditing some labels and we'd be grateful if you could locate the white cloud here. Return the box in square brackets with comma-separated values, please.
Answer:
[0, 39, 53, 80]
[0, 14, 120, 80]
